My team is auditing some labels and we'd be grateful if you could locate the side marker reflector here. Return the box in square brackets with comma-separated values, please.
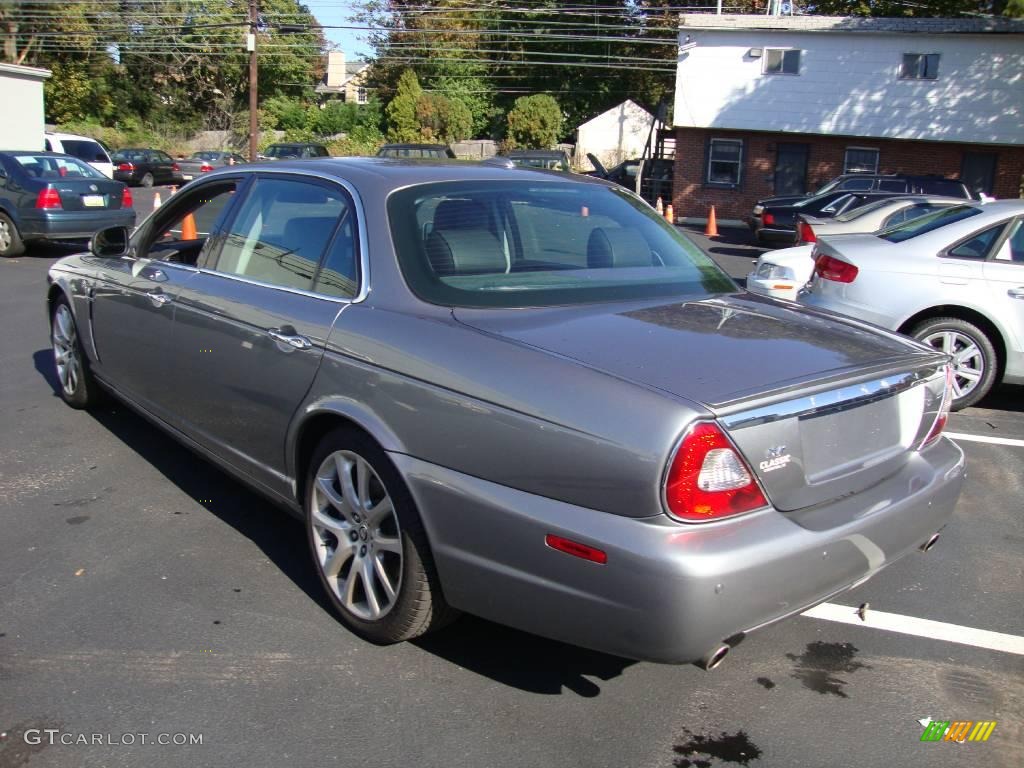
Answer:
[545, 534, 607, 565]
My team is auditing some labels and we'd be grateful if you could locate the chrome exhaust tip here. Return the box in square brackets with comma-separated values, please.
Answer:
[921, 532, 941, 552]
[698, 644, 730, 671]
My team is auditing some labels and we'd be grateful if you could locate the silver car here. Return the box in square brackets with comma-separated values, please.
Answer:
[801, 200, 1024, 410]
[748, 196, 964, 300]
[46, 160, 964, 667]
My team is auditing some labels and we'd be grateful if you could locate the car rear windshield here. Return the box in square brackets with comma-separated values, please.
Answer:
[879, 205, 982, 243]
[265, 145, 302, 157]
[388, 181, 735, 308]
[834, 197, 903, 222]
[59, 140, 108, 164]
[15, 154, 105, 179]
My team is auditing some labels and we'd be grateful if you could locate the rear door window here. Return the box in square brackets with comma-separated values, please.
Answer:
[61, 140, 109, 164]
[947, 225, 1006, 260]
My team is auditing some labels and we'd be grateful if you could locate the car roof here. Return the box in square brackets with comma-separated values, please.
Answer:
[45, 131, 104, 142]
[201, 156, 612, 192]
[506, 150, 566, 158]
[380, 143, 448, 149]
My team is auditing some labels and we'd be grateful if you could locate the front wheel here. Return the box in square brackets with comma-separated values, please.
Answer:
[51, 296, 101, 408]
[0, 212, 25, 257]
[305, 427, 458, 644]
[911, 317, 998, 411]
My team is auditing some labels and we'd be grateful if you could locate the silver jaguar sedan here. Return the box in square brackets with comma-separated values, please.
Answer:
[46, 159, 963, 667]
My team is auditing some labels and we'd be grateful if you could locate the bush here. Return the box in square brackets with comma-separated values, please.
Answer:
[385, 70, 424, 143]
[506, 94, 563, 150]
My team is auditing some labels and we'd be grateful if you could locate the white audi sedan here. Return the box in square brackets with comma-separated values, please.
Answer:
[800, 200, 1024, 410]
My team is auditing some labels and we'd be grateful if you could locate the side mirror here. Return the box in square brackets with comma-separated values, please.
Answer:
[90, 226, 130, 258]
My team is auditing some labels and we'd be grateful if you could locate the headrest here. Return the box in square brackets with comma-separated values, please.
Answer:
[426, 229, 507, 276]
[587, 227, 652, 269]
[281, 216, 339, 260]
[434, 198, 491, 231]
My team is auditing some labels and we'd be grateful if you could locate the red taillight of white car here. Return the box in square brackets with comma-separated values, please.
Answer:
[814, 254, 858, 283]
[665, 422, 768, 522]
[798, 221, 816, 243]
[35, 188, 62, 209]
[920, 365, 954, 449]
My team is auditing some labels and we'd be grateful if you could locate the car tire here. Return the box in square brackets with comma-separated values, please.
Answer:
[911, 316, 998, 411]
[51, 295, 101, 409]
[0, 212, 26, 258]
[141, 172, 155, 188]
[305, 427, 459, 644]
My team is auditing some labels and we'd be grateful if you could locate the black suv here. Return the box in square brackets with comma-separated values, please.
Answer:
[749, 174, 974, 242]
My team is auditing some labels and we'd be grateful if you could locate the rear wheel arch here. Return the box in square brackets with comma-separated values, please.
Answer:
[898, 305, 1006, 377]
[291, 409, 403, 510]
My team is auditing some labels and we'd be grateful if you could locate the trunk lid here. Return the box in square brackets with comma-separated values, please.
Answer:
[50, 178, 125, 211]
[455, 294, 948, 513]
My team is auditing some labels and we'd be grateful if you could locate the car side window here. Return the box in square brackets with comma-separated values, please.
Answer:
[877, 180, 906, 192]
[212, 177, 345, 292]
[841, 178, 873, 191]
[947, 224, 1005, 260]
[882, 209, 908, 228]
[993, 220, 1024, 263]
[144, 180, 242, 265]
[313, 211, 358, 298]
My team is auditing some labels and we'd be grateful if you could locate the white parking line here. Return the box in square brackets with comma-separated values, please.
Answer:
[802, 602, 1024, 656]
[946, 431, 1024, 448]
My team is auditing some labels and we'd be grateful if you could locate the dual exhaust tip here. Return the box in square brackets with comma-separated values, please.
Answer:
[697, 532, 942, 672]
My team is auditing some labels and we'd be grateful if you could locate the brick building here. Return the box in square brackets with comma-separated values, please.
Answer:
[671, 14, 1024, 222]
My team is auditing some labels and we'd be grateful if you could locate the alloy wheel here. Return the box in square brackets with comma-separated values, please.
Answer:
[0, 219, 11, 251]
[52, 304, 81, 397]
[921, 329, 984, 401]
[310, 450, 403, 621]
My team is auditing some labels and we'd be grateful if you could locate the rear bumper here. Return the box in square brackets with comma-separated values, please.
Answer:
[394, 437, 964, 664]
[19, 209, 136, 241]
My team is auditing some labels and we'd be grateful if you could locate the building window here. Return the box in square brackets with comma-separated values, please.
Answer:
[357, 87, 367, 105]
[900, 53, 940, 80]
[764, 48, 800, 75]
[844, 147, 879, 174]
[706, 138, 743, 187]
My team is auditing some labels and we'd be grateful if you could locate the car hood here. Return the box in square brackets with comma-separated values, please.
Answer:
[756, 194, 808, 208]
[453, 293, 935, 409]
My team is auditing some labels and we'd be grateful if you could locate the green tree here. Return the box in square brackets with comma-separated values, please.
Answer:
[415, 92, 472, 142]
[385, 69, 423, 141]
[505, 94, 563, 149]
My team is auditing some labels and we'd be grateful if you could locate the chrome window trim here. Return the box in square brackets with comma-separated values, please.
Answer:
[720, 369, 936, 431]
[186, 167, 370, 304]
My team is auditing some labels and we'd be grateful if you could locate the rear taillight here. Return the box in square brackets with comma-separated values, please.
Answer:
[814, 254, 858, 283]
[172, 162, 180, 172]
[665, 422, 768, 522]
[762, 212, 775, 226]
[921, 365, 953, 448]
[798, 220, 816, 243]
[35, 188, 62, 209]
[121, 186, 133, 208]
[200, 163, 214, 172]
[118, 162, 134, 172]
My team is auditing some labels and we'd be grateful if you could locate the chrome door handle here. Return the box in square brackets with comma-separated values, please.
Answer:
[147, 290, 171, 307]
[268, 328, 312, 350]
[1008, 288, 1024, 299]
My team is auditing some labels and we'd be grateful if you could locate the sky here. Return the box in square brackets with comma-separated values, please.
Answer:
[303, 0, 371, 60]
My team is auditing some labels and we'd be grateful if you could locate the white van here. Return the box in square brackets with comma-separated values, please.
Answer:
[44, 132, 114, 178]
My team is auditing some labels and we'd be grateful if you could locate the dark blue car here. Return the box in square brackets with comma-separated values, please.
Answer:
[0, 151, 136, 257]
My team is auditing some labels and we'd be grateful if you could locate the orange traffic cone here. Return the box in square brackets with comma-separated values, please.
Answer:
[153, 191, 162, 210]
[664, 203, 674, 224]
[181, 212, 198, 240]
[705, 205, 719, 237]
[655, 196, 664, 216]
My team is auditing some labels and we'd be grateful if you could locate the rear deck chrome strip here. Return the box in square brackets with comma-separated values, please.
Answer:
[720, 369, 935, 430]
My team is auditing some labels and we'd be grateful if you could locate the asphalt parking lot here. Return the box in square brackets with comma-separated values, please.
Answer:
[1, 214, 1021, 768]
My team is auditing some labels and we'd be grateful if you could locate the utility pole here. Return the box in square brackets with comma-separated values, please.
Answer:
[248, 0, 258, 161]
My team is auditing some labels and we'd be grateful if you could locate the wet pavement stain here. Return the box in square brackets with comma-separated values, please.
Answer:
[672, 729, 763, 767]
[755, 677, 775, 690]
[65, 515, 90, 525]
[0, 719, 61, 768]
[785, 641, 869, 698]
